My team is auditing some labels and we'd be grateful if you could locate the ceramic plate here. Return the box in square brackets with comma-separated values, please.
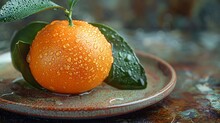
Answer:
[0, 51, 176, 119]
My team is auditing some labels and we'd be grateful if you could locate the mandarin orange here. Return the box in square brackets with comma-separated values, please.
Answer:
[27, 20, 113, 94]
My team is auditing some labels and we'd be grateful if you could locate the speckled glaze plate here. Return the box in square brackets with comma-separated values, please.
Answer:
[0, 51, 176, 119]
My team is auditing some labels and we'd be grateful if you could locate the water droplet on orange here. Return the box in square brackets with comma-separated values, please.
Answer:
[56, 51, 61, 56]
[67, 57, 72, 62]
[57, 71, 61, 75]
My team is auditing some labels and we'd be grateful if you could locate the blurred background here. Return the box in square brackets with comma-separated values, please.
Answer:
[0, 0, 220, 62]
[0, 1, 220, 121]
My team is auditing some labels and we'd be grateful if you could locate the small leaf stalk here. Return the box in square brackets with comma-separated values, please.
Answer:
[65, 0, 78, 26]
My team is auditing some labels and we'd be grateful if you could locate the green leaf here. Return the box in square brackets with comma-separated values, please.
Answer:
[0, 0, 64, 22]
[67, 0, 78, 9]
[12, 41, 42, 89]
[91, 23, 147, 89]
[11, 21, 48, 89]
[11, 21, 48, 70]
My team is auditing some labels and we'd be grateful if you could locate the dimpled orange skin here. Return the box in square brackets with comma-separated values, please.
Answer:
[28, 20, 113, 94]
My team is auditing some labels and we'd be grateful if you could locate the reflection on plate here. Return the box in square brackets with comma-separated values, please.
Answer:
[0, 51, 176, 119]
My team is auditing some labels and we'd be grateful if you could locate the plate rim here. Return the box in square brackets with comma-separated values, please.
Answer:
[0, 51, 177, 119]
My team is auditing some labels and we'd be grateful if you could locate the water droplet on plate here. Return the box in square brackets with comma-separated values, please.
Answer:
[109, 98, 124, 104]
[0, 92, 15, 98]
[79, 89, 94, 96]
[55, 100, 63, 106]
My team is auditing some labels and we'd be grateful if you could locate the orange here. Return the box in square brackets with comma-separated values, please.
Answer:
[27, 20, 113, 94]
